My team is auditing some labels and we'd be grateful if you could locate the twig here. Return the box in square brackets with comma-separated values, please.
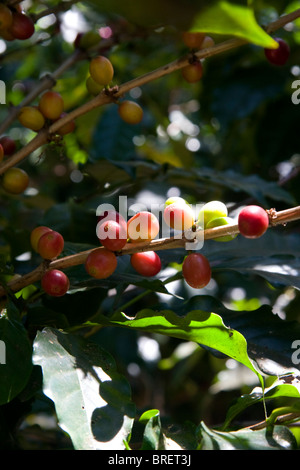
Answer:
[0, 205, 299, 298]
[1, 9, 300, 175]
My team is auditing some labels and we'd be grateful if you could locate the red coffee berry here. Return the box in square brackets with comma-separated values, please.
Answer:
[264, 38, 290, 66]
[130, 251, 161, 277]
[85, 248, 118, 279]
[97, 219, 127, 251]
[30, 226, 53, 252]
[238, 205, 269, 239]
[9, 12, 34, 40]
[0, 136, 16, 155]
[41, 269, 70, 297]
[38, 230, 64, 259]
[182, 253, 211, 289]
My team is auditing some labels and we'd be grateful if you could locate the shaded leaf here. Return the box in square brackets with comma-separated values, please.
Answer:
[0, 300, 32, 405]
[33, 327, 135, 450]
[197, 421, 297, 450]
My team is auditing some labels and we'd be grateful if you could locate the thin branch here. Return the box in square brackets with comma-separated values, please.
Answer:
[1, 9, 300, 175]
[0, 205, 299, 298]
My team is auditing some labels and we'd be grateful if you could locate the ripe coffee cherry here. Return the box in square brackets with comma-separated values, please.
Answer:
[2, 167, 29, 194]
[39, 91, 64, 121]
[0, 144, 3, 162]
[164, 201, 195, 231]
[85, 248, 117, 279]
[131, 251, 161, 277]
[182, 31, 205, 49]
[89, 56, 114, 86]
[41, 269, 70, 297]
[18, 106, 45, 131]
[55, 113, 76, 136]
[0, 4, 13, 31]
[38, 230, 64, 259]
[182, 253, 211, 289]
[198, 201, 228, 229]
[9, 12, 34, 40]
[181, 61, 203, 83]
[206, 216, 237, 242]
[264, 38, 290, 66]
[238, 205, 269, 239]
[118, 100, 143, 125]
[0, 136, 16, 155]
[127, 211, 160, 242]
[30, 226, 53, 252]
[97, 210, 127, 227]
[97, 219, 127, 251]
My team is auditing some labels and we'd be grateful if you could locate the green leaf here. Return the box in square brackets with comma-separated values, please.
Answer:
[197, 421, 298, 450]
[94, 308, 264, 387]
[191, 1, 278, 48]
[140, 409, 164, 450]
[0, 300, 33, 404]
[33, 327, 135, 450]
[224, 381, 300, 429]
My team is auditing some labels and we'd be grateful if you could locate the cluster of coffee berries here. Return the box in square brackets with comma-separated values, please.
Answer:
[30, 226, 69, 297]
[181, 31, 215, 84]
[0, 4, 34, 41]
[18, 90, 75, 135]
[29, 200, 269, 297]
[86, 54, 144, 125]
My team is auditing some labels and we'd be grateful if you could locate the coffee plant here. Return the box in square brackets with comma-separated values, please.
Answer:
[1, 0, 300, 452]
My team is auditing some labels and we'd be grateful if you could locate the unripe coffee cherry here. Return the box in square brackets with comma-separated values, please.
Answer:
[0, 4, 13, 31]
[182, 253, 211, 289]
[39, 91, 64, 121]
[41, 269, 70, 297]
[118, 100, 143, 125]
[9, 12, 34, 40]
[86, 76, 103, 96]
[38, 230, 64, 259]
[89, 56, 114, 86]
[18, 106, 45, 131]
[238, 205, 269, 239]
[85, 248, 118, 279]
[198, 201, 228, 229]
[206, 216, 237, 242]
[2, 167, 29, 194]
[131, 251, 161, 277]
[181, 61, 203, 83]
